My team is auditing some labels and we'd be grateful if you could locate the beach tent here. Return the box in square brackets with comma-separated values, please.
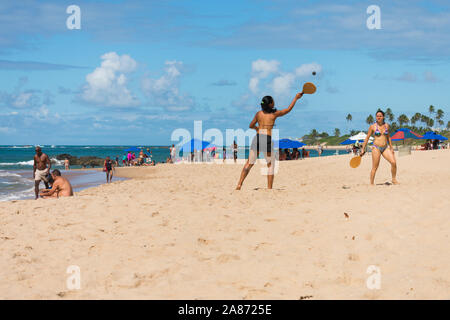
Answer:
[180, 139, 211, 153]
[421, 131, 448, 141]
[390, 128, 423, 141]
[275, 139, 306, 149]
[124, 146, 141, 152]
[339, 132, 373, 145]
[350, 132, 374, 142]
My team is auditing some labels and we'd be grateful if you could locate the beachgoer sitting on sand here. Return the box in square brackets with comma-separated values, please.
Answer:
[39, 169, 73, 199]
[236, 93, 303, 190]
[360, 109, 398, 185]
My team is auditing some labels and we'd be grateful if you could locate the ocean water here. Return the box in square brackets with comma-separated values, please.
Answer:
[0, 145, 170, 201]
[0, 145, 348, 201]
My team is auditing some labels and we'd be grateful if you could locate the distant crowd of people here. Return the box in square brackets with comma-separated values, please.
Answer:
[278, 147, 310, 161]
[421, 139, 447, 150]
[119, 148, 155, 167]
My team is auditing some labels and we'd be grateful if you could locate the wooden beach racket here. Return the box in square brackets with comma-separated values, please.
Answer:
[302, 82, 316, 94]
[349, 155, 362, 168]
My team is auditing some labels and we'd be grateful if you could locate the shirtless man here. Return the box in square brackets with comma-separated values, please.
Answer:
[33, 146, 51, 199]
[236, 93, 303, 190]
[64, 158, 70, 170]
[39, 169, 74, 199]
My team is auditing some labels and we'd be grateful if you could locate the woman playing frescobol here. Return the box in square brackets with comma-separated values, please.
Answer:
[360, 109, 399, 185]
[236, 92, 303, 190]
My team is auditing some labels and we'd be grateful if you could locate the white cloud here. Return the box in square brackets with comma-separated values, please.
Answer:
[80, 52, 139, 107]
[0, 126, 16, 134]
[395, 72, 417, 82]
[249, 59, 279, 94]
[271, 73, 295, 96]
[251, 59, 279, 78]
[249, 77, 259, 94]
[141, 60, 194, 111]
[295, 63, 322, 77]
[424, 71, 439, 83]
[247, 60, 323, 97]
[12, 92, 33, 107]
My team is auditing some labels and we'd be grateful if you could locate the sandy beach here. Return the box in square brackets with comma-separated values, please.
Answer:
[0, 149, 449, 299]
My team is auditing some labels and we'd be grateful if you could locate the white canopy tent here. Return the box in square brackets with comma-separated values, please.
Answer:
[349, 132, 373, 143]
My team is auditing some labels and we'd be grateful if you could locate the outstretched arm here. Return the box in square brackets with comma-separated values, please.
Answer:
[274, 93, 303, 118]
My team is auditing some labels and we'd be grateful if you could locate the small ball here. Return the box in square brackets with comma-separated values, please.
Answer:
[312, 71, 316, 76]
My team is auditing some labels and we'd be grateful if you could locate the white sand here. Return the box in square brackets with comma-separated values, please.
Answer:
[0, 149, 449, 299]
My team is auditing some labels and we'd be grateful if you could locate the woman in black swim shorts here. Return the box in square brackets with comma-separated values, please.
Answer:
[236, 92, 303, 190]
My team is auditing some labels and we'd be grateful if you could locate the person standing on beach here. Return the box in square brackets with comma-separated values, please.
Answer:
[236, 93, 304, 190]
[64, 158, 70, 170]
[232, 141, 238, 163]
[104, 156, 114, 183]
[360, 109, 398, 185]
[127, 152, 132, 166]
[170, 144, 176, 163]
[222, 146, 226, 162]
[33, 146, 51, 199]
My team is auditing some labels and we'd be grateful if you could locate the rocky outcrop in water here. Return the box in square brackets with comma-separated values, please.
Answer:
[56, 154, 104, 168]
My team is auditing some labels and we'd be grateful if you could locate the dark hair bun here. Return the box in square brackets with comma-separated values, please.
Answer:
[261, 96, 276, 113]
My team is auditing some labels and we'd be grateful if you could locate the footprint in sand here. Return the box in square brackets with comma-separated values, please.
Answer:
[348, 253, 359, 261]
[197, 238, 211, 245]
[216, 254, 240, 263]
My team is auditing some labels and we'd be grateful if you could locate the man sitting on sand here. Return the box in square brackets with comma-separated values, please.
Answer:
[39, 169, 73, 199]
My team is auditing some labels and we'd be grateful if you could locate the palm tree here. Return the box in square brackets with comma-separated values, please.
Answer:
[366, 115, 374, 125]
[420, 115, 429, 128]
[334, 128, 340, 137]
[346, 114, 352, 134]
[429, 105, 435, 118]
[346, 114, 352, 122]
[436, 109, 444, 128]
[411, 112, 421, 126]
[447, 121, 450, 130]
[397, 114, 409, 127]
[310, 129, 319, 139]
[385, 108, 394, 122]
[438, 120, 444, 127]
[427, 118, 434, 128]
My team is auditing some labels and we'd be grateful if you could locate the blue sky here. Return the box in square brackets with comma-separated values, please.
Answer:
[0, 0, 449, 145]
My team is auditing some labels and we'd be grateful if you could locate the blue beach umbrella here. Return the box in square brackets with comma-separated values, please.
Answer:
[180, 139, 211, 153]
[275, 139, 306, 148]
[340, 138, 364, 145]
[421, 131, 448, 141]
[124, 146, 141, 152]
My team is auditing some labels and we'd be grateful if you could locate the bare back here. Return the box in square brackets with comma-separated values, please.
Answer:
[53, 177, 74, 197]
[255, 111, 277, 136]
